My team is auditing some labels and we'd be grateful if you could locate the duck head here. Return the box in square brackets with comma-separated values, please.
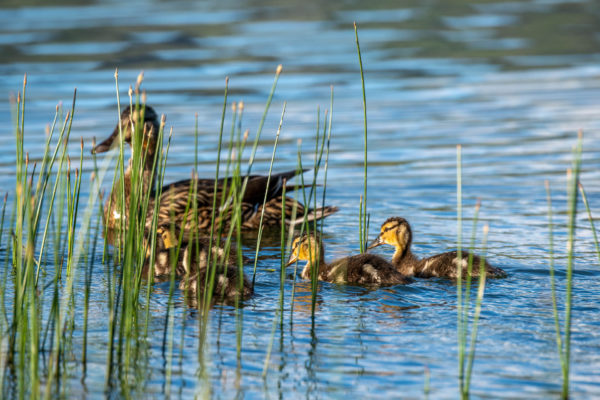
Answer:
[92, 104, 161, 158]
[367, 217, 412, 255]
[286, 233, 323, 268]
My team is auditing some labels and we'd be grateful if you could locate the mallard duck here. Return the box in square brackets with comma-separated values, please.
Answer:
[286, 233, 412, 285]
[92, 104, 339, 233]
[367, 217, 506, 279]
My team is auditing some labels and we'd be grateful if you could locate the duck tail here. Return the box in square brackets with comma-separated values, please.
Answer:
[287, 205, 339, 226]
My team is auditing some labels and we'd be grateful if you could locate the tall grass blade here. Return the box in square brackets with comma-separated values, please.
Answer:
[578, 182, 600, 264]
[354, 22, 368, 253]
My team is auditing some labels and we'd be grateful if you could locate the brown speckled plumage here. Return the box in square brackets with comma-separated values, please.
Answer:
[287, 234, 412, 286]
[92, 105, 338, 235]
[368, 217, 506, 279]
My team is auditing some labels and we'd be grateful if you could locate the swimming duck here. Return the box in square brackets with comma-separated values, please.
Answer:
[92, 104, 339, 233]
[146, 225, 253, 304]
[286, 233, 412, 285]
[367, 217, 506, 279]
[146, 224, 240, 277]
[178, 264, 253, 306]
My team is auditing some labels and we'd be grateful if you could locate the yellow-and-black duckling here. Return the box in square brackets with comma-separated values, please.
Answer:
[92, 104, 339, 233]
[367, 217, 506, 279]
[286, 233, 412, 286]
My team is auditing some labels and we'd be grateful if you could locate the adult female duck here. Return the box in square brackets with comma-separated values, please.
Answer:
[92, 104, 338, 233]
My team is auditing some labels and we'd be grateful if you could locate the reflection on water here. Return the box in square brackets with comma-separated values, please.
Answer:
[1, 0, 600, 398]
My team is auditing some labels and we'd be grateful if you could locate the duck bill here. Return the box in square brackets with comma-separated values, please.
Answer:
[286, 253, 298, 267]
[91, 124, 120, 154]
[366, 235, 383, 250]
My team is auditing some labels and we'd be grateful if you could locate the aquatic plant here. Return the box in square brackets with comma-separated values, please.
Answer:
[455, 145, 489, 399]
[545, 132, 583, 399]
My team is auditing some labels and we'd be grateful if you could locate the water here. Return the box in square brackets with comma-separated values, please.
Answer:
[1, 0, 600, 398]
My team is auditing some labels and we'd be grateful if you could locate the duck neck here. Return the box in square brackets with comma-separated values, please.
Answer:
[106, 156, 157, 229]
[301, 252, 326, 281]
[392, 245, 419, 272]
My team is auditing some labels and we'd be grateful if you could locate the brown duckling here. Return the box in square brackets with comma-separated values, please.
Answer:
[367, 217, 506, 279]
[92, 104, 338, 234]
[146, 225, 252, 304]
[178, 265, 253, 306]
[145, 225, 241, 277]
[286, 233, 412, 286]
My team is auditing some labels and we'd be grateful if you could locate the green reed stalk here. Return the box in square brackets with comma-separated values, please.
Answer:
[454, 147, 488, 399]
[291, 107, 329, 318]
[261, 183, 292, 375]
[578, 183, 600, 264]
[461, 200, 481, 362]
[11, 84, 25, 397]
[162, 167, 195, 390]
[320, 87, 333, 235]
[456, 145, 465, 396]
[126, 95, 165, 383]
[234, 174, 244, 369]
[284, 171, 300, 322]
[251, 101, 286, 286]
[288, 141, 305, 319]
[143, 129, 170, 340]
[82, 178, 102, 373]
[310, 111, 328, 315]
[204, 65, 282, 314]
[562, 133, 583, 398]
[235, 65, 282, 218]
[210, 103, 242, 354]
[203, 77, 229, 308]
[354, 22, 368, 253]
[544, 132, 582, 399]
[103, 77, 125, 386]
[262, 184, 287, 377]
[42, 113, 80, 399]
[0, 192, 7, 396]
[31, 105, 63, 285]
[464, 225, 489, 395]
[545, 181, 563, 369]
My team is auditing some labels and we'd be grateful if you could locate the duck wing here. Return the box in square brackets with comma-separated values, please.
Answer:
[326, 254, 411, 285]
[417, 251, 506, 279]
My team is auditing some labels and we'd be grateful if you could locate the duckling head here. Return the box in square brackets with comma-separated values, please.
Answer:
[286, 233, 323, 268]
[92, 104, 160, 157]
[367, 217, 412, 254]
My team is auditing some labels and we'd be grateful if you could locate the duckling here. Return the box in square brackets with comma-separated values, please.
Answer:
[146, 225, 253, 304]
[145, 225, 240, 277]
[286, 233, 412, 286]
[92, 104, 338, 233]
[367, 217, 506, 279]
[178, 265, 253, 306]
